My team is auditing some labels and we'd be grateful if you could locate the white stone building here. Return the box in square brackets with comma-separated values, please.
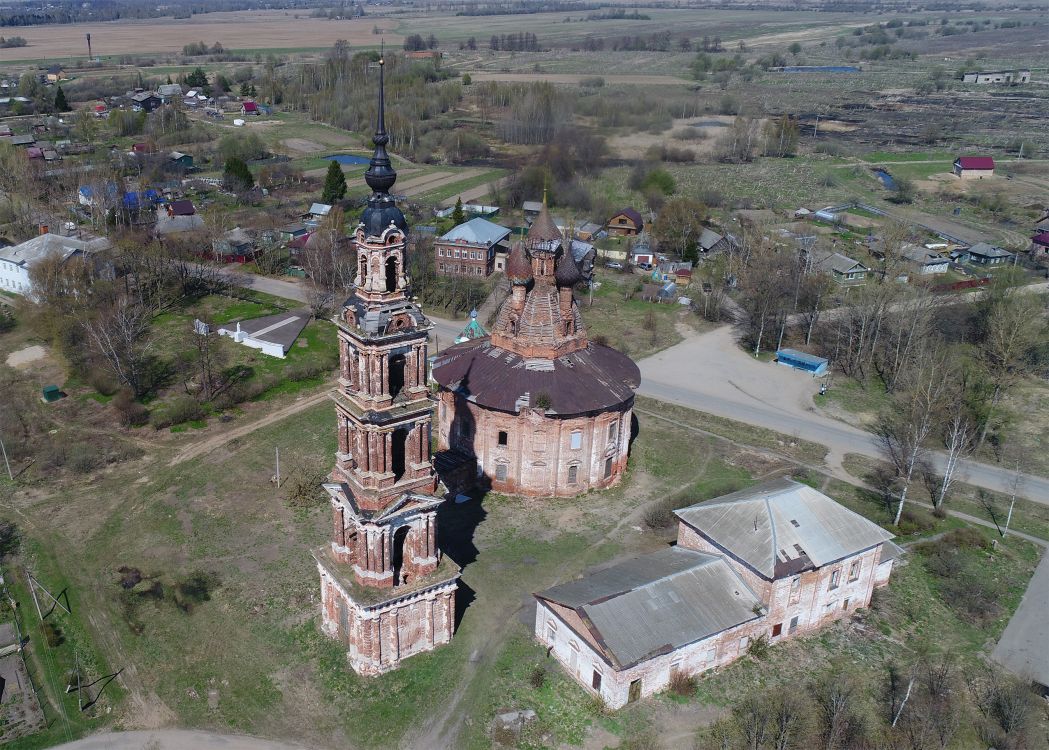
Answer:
[0, 232, 109, 297]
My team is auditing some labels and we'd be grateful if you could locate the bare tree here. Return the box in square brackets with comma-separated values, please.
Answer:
[81, 295, 154, 397]
[879, 347, 948, 525]
[935, 409, 974, 508]
[299, 206, 352, 315]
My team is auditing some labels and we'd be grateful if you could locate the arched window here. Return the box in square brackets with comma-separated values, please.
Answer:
[385, 256, 398, 293]
[391, 427, 409, 481]
[391, 526, 410, 586]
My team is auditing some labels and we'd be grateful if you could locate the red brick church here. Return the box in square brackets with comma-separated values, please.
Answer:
[430, 200, 640, 497]
[313, 55, 458, 675]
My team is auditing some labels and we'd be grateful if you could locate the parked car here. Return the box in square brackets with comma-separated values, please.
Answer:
[605, 261, 623, 270]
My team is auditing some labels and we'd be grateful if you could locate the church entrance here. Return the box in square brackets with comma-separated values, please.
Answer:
[391, 526, 410, 585]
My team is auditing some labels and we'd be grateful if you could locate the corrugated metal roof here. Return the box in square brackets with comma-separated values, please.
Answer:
[537, 547, 761, 669]
[675, 478, 895, 578]
[439, 217, 510, 246]
[967, 242, 1012, 258]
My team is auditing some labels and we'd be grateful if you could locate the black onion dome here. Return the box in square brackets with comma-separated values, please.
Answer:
[360, 51, 408, 235]
[555, 249, 582, 287]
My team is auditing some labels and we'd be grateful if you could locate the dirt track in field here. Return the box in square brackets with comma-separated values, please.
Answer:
[0, 11, 394, 61]
[467, 72, 691, 86]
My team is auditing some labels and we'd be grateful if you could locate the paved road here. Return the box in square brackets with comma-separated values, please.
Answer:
[992, 549, 1049, 687]
[637, 326, 1049, 504]
[56, 729, 312, 750]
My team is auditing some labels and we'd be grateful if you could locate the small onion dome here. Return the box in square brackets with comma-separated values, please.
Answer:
[506, 242, 533, 284]
[555, 249, 582, 287]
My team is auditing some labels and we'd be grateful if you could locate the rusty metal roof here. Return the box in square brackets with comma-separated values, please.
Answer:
[536, 547, 761, 669]
[675, 478, 895, 579]
[431, 338, 639, 416]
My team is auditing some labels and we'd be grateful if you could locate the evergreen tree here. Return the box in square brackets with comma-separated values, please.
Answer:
[223, 157, 254, 192]
[54, 85, 69, 112]
[451, 196, 465, 225]
[321, 160, 347, 204]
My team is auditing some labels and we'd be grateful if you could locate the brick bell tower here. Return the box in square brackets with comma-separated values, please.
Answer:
[313, 51, 459, 676]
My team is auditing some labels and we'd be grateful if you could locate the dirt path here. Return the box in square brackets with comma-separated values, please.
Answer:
[55, 728, 314, 749]
[167, 391, 329, 467]
[439, 175, 507, 207]
[467, 72, 691, 86]
[400, 169, 485, 198]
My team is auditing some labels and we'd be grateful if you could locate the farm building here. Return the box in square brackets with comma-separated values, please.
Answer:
[212, 227, 256, 263]
[606, 208, 644, 237]
[698, 228, 736, 254]
[535, 479, 899, 708]
[967, 242, 1013, 266]
[434, 217, 511, 278]
[241, 101, 260, 115]
[953, 156, 994, 179]
[168, 151, 194, 170]
[157, 83, 183, 100]
[962, 70, 1030, 84]
[776, 349, 829, 375]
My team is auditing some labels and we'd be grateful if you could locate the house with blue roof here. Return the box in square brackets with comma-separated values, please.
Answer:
[435, 217, 512, 278]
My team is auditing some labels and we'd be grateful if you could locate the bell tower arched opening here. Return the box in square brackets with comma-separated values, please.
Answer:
[385, 257, 398, 293]
[391, 526, 410, 586]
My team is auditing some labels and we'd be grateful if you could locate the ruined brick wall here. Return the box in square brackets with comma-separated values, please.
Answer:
[437, 390, 632, 497]
[320, 561, 455, 676]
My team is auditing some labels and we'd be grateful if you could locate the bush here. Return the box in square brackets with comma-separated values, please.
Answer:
[42, 622, 64, 647]
[747, 634, 770, 659]
[641, 167, 676, 196]
[897, 507, 935, 535]
[529, 665, 546, 689]
[67, 443, 106, 473]
[85, 366, 119, 396]
[668, 669, 697, 696]
[150, 395, 204, 429]
[643, 500, 675, 529]
[112, 389, 149, 427]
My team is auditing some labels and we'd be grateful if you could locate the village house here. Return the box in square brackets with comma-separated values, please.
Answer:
[575, 222, 604, 242]
[130, 91, 162, 113]
[168, 151, 194, 170]
[157, 83, 183, 100]
[1034, 211, 1049, 235]
[902, 244, 949, 275]
[1030, 233, 1049, 264]
[212, 227, 256, 263]
[435, 217, 511, 278]
[966, 242, 1013, 266]
[812, 249, 868, 283]
[962, 70, 1030, 84]
[534, 479, 900, 708]
[306, 203, 332, 224]
[606, 207, 644, 237]
[241, 100, 260, 116]
[44, 65, 68, 83]
[155, 201, 204, 235]
[698, 227, 737, 254]
[953, 156, 995, 179]
[0, 231, 110, 297]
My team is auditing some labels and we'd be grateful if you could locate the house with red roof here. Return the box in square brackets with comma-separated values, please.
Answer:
[240, 100, 259, 115]
[953, 156, 995, 179]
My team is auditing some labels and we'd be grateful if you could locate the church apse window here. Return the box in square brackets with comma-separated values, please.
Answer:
[497, 430, 508, 447]
[608, 420, 619, 443]
[567, 465, 578, 484]
[570, 431, 582, 450]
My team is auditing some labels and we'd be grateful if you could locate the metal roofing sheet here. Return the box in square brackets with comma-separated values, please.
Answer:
[440, 217, 510, 246]
[538, 547, 760, 668]
[675, 478, 895, 578]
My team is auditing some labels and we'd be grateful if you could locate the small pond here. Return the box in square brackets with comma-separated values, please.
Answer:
[324, 154, 371, 166]
[873, 168, 897, 190]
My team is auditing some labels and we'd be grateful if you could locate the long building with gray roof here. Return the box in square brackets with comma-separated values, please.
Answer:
[535, 478, 901, 708]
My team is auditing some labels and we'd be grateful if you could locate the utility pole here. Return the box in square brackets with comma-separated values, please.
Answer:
[0, 433, 12, 481]
[1003, 459, 1023, 538]
[275, 447, 281, 489]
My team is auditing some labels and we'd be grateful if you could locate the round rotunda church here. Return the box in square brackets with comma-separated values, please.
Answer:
[431, 203, 640, 497]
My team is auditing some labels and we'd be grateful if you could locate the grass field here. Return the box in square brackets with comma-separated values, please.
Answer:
[0, 11, 390, 62]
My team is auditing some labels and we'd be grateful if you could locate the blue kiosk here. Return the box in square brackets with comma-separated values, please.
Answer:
[775, 348, 829, 376]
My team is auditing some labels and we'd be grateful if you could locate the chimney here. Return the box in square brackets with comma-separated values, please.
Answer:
[511, 284, 526, 311]
[39, 224, 48, 235]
